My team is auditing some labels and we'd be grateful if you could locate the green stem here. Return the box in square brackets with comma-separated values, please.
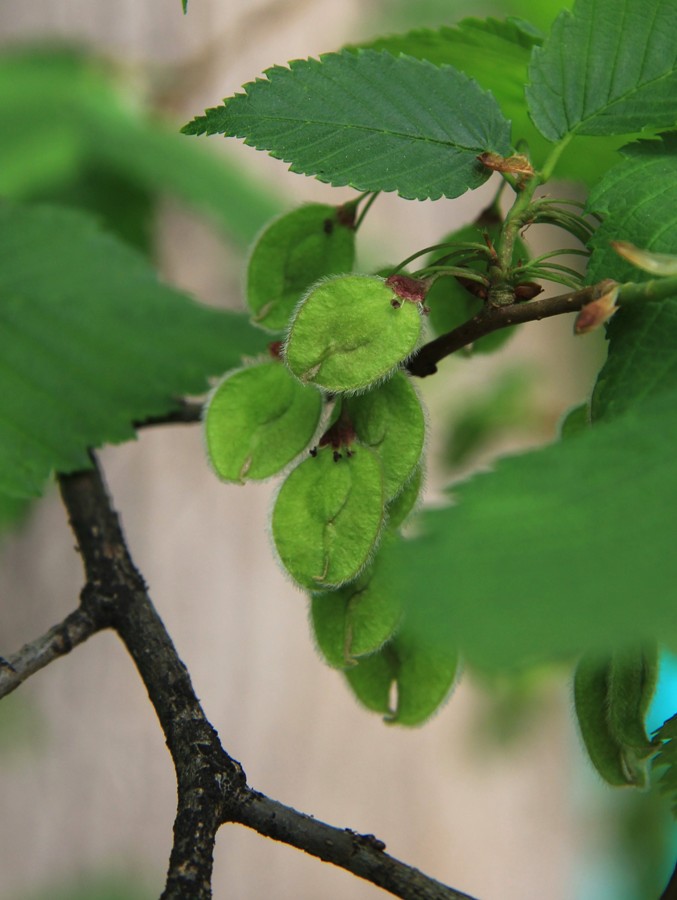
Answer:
[618, 274, 677, 303]
[490, 136, 573, 305]
[353, 192, 380, 230]
[539, 134, 573, 182]
[391, 241, 491, 274]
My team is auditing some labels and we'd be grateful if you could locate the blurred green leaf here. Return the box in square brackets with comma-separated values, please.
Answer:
[0, 202, 267, 497]
[0, 47, 280, 246]
[388, 387, 677, 671]
[443, 370, 535, 467]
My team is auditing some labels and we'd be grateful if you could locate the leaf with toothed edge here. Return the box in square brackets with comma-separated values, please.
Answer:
[526, 0, 677, 142]
[0, 202, 268, 498]
[182, 50, 512, 201]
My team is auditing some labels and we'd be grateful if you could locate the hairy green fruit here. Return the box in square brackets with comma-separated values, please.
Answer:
[284, 274, 423, 393]
[205, 362, 322, 483]
[345, 371, 425, 502]
[573, 645, 658, 787]
[272, 445, 384, 590]
[345, 626, 459, 726]
[386, 464, 423, 530]
[247, 204, 355, 331]
[310, 534, 402, 668]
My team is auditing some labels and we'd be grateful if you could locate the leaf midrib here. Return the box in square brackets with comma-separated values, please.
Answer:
[232, 114, 490, 154]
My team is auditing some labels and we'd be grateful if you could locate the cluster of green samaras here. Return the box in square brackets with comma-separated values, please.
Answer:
[202, 200, 497, 724]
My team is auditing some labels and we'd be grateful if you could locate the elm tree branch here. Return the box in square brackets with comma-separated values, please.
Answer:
[59, 458, 241, 900]
[57, 456, 479, 900]
[407, 281, 611, 377]
[407, 274, 677, 377]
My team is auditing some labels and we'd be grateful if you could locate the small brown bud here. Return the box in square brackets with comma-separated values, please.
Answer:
[455, 274, 488, 300]
[611, 240, 677, 276]
[513, 281, 543, 301]
[477, 152, 535, 178]
[574, 285, 619, 334]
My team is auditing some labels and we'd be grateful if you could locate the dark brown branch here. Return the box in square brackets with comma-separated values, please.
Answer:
[59, 459, 243, 900]
[57, 456, 480, 900]
[0, 606, 104, 700]
[407, 281, 614, 377]
[236, 791, 477, 900]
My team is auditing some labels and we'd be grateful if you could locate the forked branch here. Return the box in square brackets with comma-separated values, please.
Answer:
[53, 456, 477, 900]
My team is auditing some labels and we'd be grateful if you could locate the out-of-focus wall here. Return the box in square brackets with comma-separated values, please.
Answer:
[0, 2, 602, 898]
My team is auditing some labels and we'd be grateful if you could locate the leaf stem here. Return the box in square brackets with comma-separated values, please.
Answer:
[392, 242, 491, 274]
[354, 192, 380, 230]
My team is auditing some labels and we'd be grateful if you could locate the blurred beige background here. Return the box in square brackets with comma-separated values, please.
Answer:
[0, 1, 606, 898]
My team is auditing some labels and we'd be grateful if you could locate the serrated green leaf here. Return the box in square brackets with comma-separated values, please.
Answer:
[345, 625, 459, 725]
[586, 136, 677, 421]
[345, 371, 425, 501]
[0, 48, 280, 246]
[310, 535, 402, 668]
[587, 136, 677, 285]
[205, 362, 322, 483]
[0, 203, 267, 497]
[272, 446, 384, 590]
[182, 49, 512, 201]
[526, 0, 677, 142]
[284, 275, 422, 393]
[351, 16, 627, 184]
[385, 387, 677, 672]
[247, 204, 355, 331]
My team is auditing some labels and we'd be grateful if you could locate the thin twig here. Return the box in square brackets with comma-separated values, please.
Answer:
[407, 281, 613, 377]
[0, 606, 104, 700]
[236, 791, 478, 900]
